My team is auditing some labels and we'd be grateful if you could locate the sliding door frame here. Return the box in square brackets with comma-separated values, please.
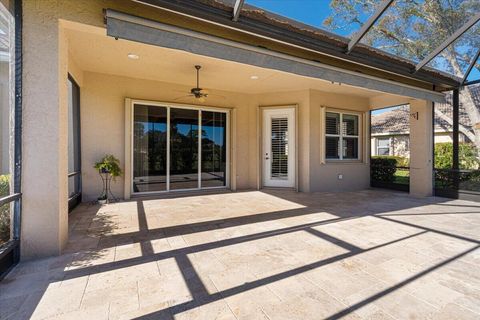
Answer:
[126, 99, 230, 197]
[67, 74, 82, 211]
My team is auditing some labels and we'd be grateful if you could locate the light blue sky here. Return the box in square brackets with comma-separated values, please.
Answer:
[245, 0, 358, 36]
[371, 106, 400, 115]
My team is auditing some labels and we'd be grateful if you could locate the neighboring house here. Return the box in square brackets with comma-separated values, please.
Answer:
[0, 0, 470, 263]
[371, 84, 480, 157]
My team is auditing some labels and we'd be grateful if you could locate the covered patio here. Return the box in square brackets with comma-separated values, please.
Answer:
[0, 1, 479, 319]
[1, 190, 479, 319]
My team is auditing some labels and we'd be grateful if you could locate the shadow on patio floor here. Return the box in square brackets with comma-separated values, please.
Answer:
[1, 189, 479, 319]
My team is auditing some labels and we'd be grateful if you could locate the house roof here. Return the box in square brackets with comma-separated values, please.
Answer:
[371, 83, 480, 135]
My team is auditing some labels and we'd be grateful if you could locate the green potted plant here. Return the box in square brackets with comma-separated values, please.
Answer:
[94, 154, 122, 204]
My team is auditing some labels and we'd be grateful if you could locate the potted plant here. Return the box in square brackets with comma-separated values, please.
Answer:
[94, 154, 122, 204]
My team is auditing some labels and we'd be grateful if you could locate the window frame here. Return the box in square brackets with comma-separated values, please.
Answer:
[376, 137, 391, 156]
[0, 0, 21, 281]
[325, 110, 361, 161]
[129, 99, 230, 196]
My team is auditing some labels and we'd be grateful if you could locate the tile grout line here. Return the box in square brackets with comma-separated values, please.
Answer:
[78, 274, 90, 311]
[452, 301, 480, 316]
[136, 280, 141, 311]
[208, 274, 239, 320]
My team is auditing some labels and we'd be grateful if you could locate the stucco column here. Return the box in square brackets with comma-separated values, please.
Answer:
[409, 99, 433, 197]
[21, 3, 68, 258]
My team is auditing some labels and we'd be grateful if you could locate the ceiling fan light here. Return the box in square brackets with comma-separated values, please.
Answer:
[127, 53, 139, 60]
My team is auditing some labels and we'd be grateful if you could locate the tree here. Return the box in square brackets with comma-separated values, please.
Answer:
[324, 0, 480, 151]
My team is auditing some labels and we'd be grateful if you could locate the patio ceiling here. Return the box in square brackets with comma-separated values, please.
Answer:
[66, 26, 391, 98]
[132, 0, 480, 89]
[103, 10, 445, 102]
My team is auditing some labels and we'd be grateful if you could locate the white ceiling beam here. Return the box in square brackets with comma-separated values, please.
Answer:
[347, 0, 394, 53]
[415, 12, 480, 72]
[232, 0, 245, 22]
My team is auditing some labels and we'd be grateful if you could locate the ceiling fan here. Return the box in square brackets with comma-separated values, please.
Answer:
[174, 65, 222, 103]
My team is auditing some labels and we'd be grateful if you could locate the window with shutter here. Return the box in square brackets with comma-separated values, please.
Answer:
[271, 118, 289, 179]
[325, 111, 360, 160]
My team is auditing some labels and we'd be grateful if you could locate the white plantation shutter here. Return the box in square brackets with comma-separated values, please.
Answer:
[271, 117, 289, 179]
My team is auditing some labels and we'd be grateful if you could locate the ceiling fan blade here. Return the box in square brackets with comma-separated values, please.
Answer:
[172, 89, 190, 93]
[200, 89, 209, 94]
[173, 95, 194, 101]
[206, 93, 226, 100]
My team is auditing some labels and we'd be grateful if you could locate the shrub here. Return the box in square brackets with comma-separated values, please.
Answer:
[434, 143, 452, 169]
[434, 142, 480, 169]
[371, 157, 397, 182]
[0, 174, 10, 245]
[372, 155, 409, 167]
[459, 143, 480, 169]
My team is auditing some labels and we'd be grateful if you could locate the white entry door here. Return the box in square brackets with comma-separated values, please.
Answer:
[262, 107, 296, 188]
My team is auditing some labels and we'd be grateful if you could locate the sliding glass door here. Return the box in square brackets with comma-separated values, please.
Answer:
[201, 111, 227, 188]
[170, 108, 199, 190]
[132, 103, 228, 194]
[133, 105, 168, 193]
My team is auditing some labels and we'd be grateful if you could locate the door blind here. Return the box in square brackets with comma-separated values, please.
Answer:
[271, 117, 289, 179]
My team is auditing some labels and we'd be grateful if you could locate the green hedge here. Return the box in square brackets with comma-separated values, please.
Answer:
[434, 142, 480, 170]
[372, 156, 409, 167]
[371, 157, 397, 182]
[0, 174, 10, 245]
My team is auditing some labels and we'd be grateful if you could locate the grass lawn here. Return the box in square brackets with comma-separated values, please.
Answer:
[394, 169, 409, 185]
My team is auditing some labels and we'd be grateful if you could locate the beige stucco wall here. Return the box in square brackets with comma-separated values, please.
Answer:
[22, 1, 70, 258]
[409, 100, 433, 197]
[309, 90, 371, 192]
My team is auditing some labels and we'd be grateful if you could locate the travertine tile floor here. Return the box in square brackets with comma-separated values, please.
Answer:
[1, 189, 479, 320]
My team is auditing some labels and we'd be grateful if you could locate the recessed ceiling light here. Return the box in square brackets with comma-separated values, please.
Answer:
[127, 53, 139, 60]
[250, 75, 259, 80]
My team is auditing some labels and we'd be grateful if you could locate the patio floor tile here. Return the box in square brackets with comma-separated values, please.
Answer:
[1, 189, 479, 319]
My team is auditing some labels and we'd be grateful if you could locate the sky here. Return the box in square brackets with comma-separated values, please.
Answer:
[371, 106, 400, 116]
[245, 0, 356, 36]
